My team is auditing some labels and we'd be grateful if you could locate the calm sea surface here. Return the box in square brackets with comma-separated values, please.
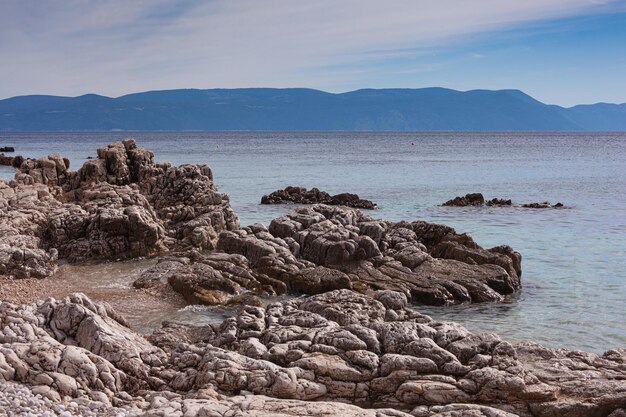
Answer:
[1, 131, 625, 353]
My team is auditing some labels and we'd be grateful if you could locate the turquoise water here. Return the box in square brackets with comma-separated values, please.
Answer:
[1, 131, 625, 353]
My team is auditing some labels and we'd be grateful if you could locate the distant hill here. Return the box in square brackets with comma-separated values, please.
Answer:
[0, 87, 624, 131]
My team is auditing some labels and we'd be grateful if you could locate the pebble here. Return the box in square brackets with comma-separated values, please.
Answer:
[0, 380, 128, 417]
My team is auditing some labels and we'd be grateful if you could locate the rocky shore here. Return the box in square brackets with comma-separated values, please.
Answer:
[1, 139, 238, 278]
[134, 203, 522, 306]
[1, 140, 624, 416]
[261, 186, 377, 209]
[0, 291, 624, 416]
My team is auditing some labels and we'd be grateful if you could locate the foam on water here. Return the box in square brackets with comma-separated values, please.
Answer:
[1, 131, 624, 352]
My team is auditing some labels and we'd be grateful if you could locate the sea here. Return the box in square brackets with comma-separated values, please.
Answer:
[1, 131, 624, 353]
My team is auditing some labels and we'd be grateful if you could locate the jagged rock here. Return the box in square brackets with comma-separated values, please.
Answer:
[0, 139, 238, 278]
[0, 182, 60, 278]
[3, 291, 623, 416]
[486, 198, 512, 206]
[443, 193, 485, 207]
[261, 186, 377, 209]
[200, 205, 521, 305]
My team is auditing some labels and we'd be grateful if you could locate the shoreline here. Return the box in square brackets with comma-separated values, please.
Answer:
[1, 138, 624, 416]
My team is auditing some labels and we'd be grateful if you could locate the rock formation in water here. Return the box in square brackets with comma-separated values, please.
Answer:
[261, 186, 377, 209]
[0, 139, 238, 278]
[443, 193, 486, 207]
[521, 202, 564, 209]
[0, 146, 15, 153]
[0, 153, 22, 167]
[487, 198, 513, 206]
[0, 291, 624, 417]
[443, 193, 563, 208]
[136, 204, 522, 306]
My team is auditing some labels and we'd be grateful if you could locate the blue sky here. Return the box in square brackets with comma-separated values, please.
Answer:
[1, 0, 625, 106]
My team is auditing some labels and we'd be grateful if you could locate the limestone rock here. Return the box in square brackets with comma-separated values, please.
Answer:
[1, 139, 238, 278]
[211, 204, 522, 305]
[1, 291, 624, 416]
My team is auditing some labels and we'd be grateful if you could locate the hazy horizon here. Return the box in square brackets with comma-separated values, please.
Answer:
[2, 86, 625, 108]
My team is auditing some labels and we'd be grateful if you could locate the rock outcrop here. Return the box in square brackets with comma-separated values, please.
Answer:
[137, 204, 522, 306]
[0, 139, 238, 278]
[0, 291, 623, 416]
[443, 193, 486, 207]
[262, 186, 377, 209]
[487, 198, 513, 206]
[443, 193, 563, 208]
[0, 146, 15, 153]
[0, 153, 23, 167]
[0, 181, 60, 278]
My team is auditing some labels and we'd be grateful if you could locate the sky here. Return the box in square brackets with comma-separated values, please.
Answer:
[1, 0, 626, 106]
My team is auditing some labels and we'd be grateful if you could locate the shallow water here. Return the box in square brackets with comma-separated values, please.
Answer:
[1, 131, 625, 353]
[48, 260, 230, 334]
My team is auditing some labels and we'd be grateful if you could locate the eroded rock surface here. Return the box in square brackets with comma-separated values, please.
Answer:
[145, 205, 521, 306]
[0, 139, 238, 278]
[0, 291, 623, 417]
[262, 186, 377, 209]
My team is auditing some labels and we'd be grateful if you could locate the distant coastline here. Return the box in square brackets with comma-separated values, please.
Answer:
[1, 87, 625, 132]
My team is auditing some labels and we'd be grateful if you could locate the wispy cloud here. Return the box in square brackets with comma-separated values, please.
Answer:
[0, 0, 623, 100]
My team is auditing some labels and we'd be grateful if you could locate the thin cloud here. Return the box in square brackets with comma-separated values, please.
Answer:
[0, 0, 622, 99]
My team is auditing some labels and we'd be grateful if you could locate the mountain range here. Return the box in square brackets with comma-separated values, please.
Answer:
[1, 87, 625, 131]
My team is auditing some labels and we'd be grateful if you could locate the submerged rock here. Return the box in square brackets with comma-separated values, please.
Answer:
[0, 146, 15, 153]
[0, 291, 623, 416]
[0, 139, 238, 278]
[139, 204, 522, 306]
[522, 202, 564, 209]
[261, 186, 377, 209]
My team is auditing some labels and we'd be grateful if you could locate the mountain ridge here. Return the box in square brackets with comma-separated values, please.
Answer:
[1, 87, 624, 131]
